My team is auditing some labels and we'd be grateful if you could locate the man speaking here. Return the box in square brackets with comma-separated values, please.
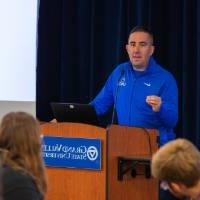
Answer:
[91, 26, 178, 146]
[91, 26, 178, 200]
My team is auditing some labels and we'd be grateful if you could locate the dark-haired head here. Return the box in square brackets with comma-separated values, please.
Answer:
[126, 25, 155, 70]
[128, 26, 154, 45]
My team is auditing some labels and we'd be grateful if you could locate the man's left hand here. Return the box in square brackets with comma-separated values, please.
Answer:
[146, 95, 162, 112]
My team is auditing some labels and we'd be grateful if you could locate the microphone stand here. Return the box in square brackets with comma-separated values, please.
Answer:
[111, 70, 125, 124]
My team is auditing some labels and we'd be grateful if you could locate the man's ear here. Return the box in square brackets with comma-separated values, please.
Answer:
[125, 44, 129, 53]
[171, 182, 187, 191]
[170, 182, 182, 193]
[150, 45, 155, 55]
[169, 182, 187, 198]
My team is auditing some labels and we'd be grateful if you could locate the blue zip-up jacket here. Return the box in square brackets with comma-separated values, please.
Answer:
[91, 57, 178, 145]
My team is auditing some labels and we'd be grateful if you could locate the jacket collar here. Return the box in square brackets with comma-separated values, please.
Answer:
[129, 56, 158, 77]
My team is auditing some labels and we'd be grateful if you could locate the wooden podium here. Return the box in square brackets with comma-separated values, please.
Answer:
[41, 123, 158, 200]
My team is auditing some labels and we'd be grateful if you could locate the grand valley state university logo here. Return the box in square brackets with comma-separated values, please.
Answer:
[42, 136, 101, 170]
[87, 146, 98, 161]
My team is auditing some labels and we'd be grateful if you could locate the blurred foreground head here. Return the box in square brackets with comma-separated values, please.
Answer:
[0, 112, 47, 195]
[152, 139, 200, 199]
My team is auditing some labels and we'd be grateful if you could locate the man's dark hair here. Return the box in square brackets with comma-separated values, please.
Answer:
[128, 26, 154, 44]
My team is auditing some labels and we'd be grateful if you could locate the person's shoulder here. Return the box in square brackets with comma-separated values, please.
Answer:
[2, 166, 42, 200]
[112, 61, 130, 74]
[2, 166, 37, 192]
[153, 62, 176, 81]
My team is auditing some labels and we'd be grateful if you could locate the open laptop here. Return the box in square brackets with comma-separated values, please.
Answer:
[51, 102, 99, 126]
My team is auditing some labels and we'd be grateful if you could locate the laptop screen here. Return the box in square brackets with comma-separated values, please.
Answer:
[51, 103, 99, 126]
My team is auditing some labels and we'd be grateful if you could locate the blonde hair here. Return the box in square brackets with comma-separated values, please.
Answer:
[0, 112, 47, 195]
[151, 139, 200, 187]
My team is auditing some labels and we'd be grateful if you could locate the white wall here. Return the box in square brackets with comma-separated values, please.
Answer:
[0, 0, 38, 120]
[0, 101, 35, 121]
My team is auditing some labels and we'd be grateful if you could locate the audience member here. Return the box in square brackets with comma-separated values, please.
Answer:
[0, 112, 47, 200]
[152, 139, 200, 200]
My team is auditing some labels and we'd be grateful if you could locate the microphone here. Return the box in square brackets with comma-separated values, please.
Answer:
[111, 69, 125, 124]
